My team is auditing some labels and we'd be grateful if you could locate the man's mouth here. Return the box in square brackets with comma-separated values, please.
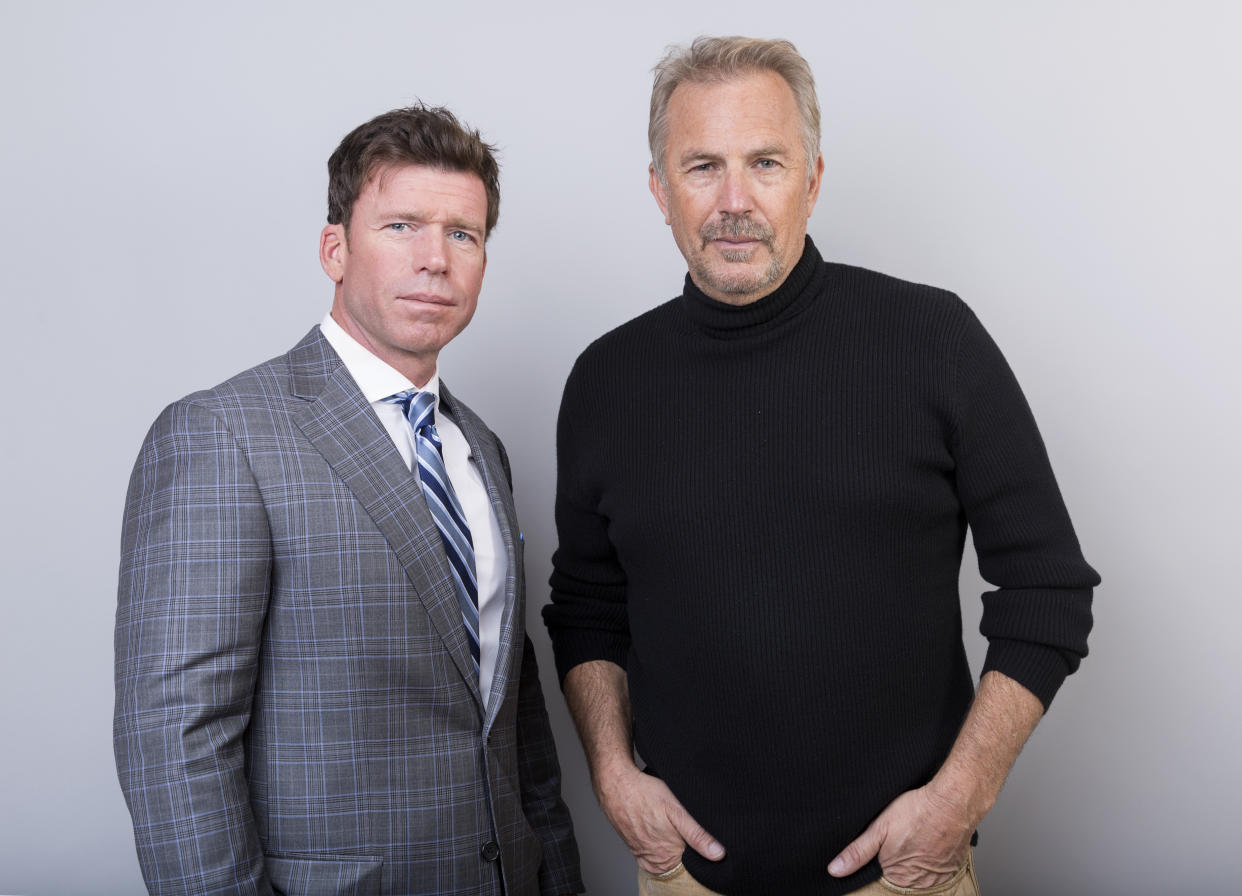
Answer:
[399, 293, 452, 306]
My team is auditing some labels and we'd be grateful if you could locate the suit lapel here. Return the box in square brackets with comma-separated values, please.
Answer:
[287, 329, 485, 713]
[441, 383, 523, 732]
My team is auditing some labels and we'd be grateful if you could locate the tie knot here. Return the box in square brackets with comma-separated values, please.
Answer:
[387, 390, 436, 432]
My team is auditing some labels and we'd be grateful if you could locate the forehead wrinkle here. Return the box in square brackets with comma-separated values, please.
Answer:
[357, 163, 489, 240]
[666, 70, 804, 162]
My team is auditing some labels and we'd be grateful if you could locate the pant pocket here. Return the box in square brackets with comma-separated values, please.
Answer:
[638, 861, 726, 895]
[878, 852, 976, 895]
[656, 862, 689, 881]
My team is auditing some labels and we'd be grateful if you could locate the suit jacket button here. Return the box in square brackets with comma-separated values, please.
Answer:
[480, 840, 501, 862]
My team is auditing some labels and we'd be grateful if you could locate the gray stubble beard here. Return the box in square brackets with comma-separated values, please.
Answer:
[696, 215, 784, 298]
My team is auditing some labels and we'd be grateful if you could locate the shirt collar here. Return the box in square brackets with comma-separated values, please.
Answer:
[319, 311, 440, 409]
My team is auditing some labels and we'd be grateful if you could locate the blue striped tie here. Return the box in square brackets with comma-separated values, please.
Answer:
[386, 390, 480, 676]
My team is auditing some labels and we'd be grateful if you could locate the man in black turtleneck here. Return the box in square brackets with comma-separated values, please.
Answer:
[543, 36, 1098, 896]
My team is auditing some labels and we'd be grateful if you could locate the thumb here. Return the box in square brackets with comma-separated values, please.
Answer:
[668, 801, 726, 862]
[828, 820, 885, 878]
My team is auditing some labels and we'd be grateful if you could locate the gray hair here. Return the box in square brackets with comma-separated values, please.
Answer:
[649, 36, 821, 183]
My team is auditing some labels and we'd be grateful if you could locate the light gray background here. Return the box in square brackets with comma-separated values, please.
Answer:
[1, 2, 1237, 894]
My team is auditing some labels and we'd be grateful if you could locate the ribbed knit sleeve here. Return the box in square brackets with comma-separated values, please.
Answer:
[951, 307, 1099, 707]
[543, 345, 636, 682]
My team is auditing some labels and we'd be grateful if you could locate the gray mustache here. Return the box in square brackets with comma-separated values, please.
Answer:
[700, 217, 775, 245]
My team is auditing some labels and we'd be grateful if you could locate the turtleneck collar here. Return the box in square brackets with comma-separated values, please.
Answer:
[680, 235, 824, 338]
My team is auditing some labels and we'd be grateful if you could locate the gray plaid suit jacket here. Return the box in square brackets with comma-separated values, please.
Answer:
[115, 327, 582, 896]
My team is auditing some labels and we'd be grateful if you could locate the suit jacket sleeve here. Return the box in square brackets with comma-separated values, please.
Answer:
[114, 398, 274, 895]
[488, 434, 582, 895]
[514, 635, 583, 895]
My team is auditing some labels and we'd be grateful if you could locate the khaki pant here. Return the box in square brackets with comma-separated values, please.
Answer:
[637, 851, 980, 896]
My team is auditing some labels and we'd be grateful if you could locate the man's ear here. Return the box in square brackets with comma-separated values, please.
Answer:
[319, 224, 347, 283]
[806, 153, 826, 218]
[649, 164, 672, 225]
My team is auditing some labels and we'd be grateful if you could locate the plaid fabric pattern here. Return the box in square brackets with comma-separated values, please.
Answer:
[114, 327, 582, 896]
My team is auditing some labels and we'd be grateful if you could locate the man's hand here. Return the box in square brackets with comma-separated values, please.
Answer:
[830, 671, 1046, 886]
[595, 758, 725, 874]
[561, 660, 725, 875]
[827, 784, 972, 887]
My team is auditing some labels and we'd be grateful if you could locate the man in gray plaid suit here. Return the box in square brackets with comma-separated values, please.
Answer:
[114, 105, 583, 896]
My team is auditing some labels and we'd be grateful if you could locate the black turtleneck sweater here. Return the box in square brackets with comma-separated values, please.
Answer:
[543, 238, 1098, 895]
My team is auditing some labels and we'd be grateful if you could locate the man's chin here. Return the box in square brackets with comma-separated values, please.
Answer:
[696, 261, 780, 298]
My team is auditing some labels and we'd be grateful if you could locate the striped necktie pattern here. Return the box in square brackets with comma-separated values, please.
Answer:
[386, 390, 480, 675]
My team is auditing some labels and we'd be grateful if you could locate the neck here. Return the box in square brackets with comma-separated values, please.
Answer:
[328, 306, 437, 388]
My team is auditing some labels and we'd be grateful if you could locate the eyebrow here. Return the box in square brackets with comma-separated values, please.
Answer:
[677, 145, 791, 168]
[382, 211, 484, 234]
[678, 150, 722, 168]
[749, 145, 788, 159]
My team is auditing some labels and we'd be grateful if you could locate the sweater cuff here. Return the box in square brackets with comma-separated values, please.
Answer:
[980, 638, 1071, 710]
[549, 629, 631, 686]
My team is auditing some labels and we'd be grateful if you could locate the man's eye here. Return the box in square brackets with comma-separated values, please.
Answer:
[756, 159, 777, 169]
[389, 222, 410, 232]
[449, 230, 474, 243]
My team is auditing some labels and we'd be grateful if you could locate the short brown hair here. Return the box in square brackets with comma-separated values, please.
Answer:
[649, 36, 820, 183]
[327, 103, 500, 237]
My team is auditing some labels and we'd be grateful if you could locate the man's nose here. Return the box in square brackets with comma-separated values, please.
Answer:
[718, 167, 754, 216]
[417, 231, 449, 274]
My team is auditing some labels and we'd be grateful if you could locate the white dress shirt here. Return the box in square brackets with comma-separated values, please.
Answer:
[320, 312, 506, 705]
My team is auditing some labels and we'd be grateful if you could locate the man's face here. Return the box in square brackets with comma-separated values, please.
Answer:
[320, 163, 488, 386]
[650, 70, 823, 306]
